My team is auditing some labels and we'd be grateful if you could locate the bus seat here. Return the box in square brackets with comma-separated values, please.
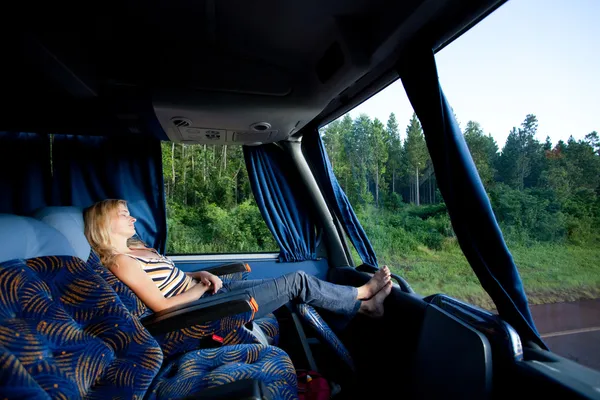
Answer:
[413, 303, 493, 399]
[33, 206, 280, 357]
[0, 255, 297, 398]
[147, 344, 298, 400]
[296, 303, 355, 372]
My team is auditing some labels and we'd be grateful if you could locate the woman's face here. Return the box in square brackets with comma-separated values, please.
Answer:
[110, 203, 137, 238]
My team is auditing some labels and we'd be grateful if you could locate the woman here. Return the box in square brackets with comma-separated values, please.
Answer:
[84, 199, 392, 319]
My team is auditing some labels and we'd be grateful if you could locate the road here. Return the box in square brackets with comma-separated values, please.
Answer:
[530, 299, 600, 371]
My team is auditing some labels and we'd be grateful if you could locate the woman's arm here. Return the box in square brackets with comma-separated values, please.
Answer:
[112, 255, 209, 312]
[186, 270, 223, 293]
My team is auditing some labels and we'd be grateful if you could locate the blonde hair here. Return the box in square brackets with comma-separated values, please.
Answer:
[84, 199, 146, 268]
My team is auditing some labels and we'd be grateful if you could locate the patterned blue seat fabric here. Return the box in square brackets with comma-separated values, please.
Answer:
[149, 344, 297, 400]
[0, 215, 298, 399]
[0, 256, 298, 399]
[254, 312, 280, 345]
[0, 256, 163, 399]
[296, 303, 355, 372]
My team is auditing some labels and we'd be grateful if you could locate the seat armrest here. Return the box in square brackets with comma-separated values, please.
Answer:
[204, 262, 250, 276]
[141, 292, 257, 336]
[183, 379, 267, 400]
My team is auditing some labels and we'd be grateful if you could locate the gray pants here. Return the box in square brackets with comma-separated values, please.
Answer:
[220, 271, 361, 319]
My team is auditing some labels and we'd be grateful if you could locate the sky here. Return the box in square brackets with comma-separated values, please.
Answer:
[344, 0, 600, 149]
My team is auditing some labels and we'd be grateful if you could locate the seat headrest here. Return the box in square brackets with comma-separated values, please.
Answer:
[0, 214, 77, 263]
[32, 206, 91, 261]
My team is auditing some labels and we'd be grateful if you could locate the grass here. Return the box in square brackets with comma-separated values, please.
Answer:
[367, 238, 600, 310]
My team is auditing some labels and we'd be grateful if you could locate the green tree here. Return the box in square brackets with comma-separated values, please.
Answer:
[385, 113, 403, 196]
[368, 118, 389, 206]
[564, 136, 600, 191]
[404, 113, 428, 205]
[349, 114, 374, 205]
[585, 131, 600, 155]
[497, 114, 542, 190]
[521, 115, 545, 188]
[543, 136, 552, 151]
[161, 142, 175, 200]
[322, 115, 354, 195]
[540, 142, 572, 202]
[463, 121, 499, 188]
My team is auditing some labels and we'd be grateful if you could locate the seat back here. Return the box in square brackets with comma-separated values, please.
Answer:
[296, 303, 355, 372]
[0, 216, 163, 398]
[413, 304, 492, 399]
[32, 207, 274, 359]
[33, 206, 152, 318]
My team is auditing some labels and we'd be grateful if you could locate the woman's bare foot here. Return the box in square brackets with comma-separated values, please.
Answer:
[359, 281, 393, 318]
[357, 266, 391, 300]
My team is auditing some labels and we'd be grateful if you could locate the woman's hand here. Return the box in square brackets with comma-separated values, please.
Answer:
[195, 271, 223, 294]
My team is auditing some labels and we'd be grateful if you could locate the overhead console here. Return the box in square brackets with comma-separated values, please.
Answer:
[153, 90, 318, 145]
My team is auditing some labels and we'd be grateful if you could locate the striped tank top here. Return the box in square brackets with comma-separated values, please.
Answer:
[124, 251, 196, 298]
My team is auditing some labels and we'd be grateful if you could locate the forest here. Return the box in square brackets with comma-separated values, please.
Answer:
[162, 112, 600, 308]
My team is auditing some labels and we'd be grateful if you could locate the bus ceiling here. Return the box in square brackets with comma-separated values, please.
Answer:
[1, 0, 505, 142]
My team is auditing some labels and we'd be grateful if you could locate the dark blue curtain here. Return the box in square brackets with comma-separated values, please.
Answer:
[243, 144, 319, 262]
[51, 135, 167, 253]
[398, 46, 544, 348]
[303, 133, 379, 268]
[0, 132, 52, 215]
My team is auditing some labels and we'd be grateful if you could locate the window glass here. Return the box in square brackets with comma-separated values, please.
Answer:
[320, 103, 493, 309]
[322, 10, 600, 377]
[436, 0, 599, 370]
[161, 143, 278, 254]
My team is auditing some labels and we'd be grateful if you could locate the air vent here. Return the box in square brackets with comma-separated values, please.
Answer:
[171, 117, 192, 128]
[250, 122, 272, 132]
[205, 130, 221, 140]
